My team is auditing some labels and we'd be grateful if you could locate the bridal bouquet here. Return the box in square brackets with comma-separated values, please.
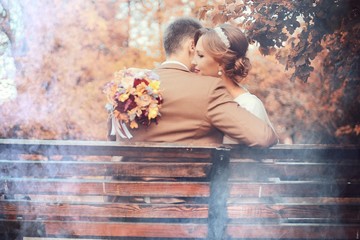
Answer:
[103, 68, 163, 139]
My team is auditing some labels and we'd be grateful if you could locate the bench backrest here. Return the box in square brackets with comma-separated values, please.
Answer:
[226, 145, 360, 239]
[0, 139, 359, 239]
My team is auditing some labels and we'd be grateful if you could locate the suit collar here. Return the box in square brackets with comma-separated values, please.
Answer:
[160, 61, 190, 72]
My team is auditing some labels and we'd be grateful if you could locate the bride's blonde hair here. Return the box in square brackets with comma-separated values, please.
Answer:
[194, 24, 251, 83]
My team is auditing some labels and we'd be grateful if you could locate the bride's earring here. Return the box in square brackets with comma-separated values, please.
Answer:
[217, 70, 222, 76]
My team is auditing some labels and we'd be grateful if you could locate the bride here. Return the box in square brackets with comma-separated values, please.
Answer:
[192, 24, 277, 143]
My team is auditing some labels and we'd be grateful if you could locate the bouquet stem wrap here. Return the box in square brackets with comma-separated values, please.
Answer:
[110, 115, 133, 139]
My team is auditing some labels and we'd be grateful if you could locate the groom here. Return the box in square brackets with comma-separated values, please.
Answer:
[112, 17, 278, 147]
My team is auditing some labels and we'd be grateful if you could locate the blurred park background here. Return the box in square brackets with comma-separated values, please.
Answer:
[0, 0, 359, 144]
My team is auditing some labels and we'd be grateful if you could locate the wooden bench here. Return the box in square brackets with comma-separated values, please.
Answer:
[0, 139, 359, 239]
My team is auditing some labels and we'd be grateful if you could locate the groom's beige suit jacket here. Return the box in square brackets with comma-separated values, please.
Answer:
[116, 63, 277, 147]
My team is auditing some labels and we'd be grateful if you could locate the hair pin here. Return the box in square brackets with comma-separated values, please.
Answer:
[214, 27, 230, 48]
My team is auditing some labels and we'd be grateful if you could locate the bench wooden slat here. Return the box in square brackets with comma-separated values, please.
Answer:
[0, 201, 208, 219]
[45, 221, 208, 238]
[229, 144, 360, 160]
[227, 203, 360, 222]
[0, 161, 211, 178]
[0, 220, 208, 238]
[4, 179, 210, 197]
[226, 224, 360, 239]
[229, 162, 360, 180]
[120, 156, 212, 162]
[229, 182, 360, 198]
[0, 139, 214, 158]
[227, 197, 360, 204]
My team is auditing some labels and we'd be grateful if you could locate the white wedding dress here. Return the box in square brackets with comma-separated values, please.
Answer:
[223, 88, 276, 144]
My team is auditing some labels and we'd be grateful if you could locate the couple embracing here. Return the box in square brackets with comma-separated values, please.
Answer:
[111, 17, 278, 147]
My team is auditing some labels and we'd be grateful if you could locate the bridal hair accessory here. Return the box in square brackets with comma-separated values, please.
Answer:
[103, 68, 163, 139]
[214, 27, 230, 48]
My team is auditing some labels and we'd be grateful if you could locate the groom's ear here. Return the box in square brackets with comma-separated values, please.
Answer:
[188, 39, 196, 52]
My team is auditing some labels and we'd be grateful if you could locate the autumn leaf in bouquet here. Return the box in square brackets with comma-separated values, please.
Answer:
[103, 68, 163, 139]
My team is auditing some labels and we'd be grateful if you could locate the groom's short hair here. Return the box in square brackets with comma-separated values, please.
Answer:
[163, 17, 202, 57]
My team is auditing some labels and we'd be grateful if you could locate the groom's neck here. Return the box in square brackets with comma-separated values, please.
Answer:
[166, 54, 191, 70]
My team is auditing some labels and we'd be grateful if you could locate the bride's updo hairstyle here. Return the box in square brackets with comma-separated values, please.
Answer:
[194, 24, 251, 83]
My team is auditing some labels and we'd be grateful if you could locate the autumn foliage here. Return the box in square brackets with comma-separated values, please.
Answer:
[196, 0, 360, 143]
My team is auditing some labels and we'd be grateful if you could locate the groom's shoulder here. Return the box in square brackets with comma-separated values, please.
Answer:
[154, 67, 223, 88]
[178, 71, 223, 85]
[181, 73, 223, 91]
[194, 74, 225, 90]
[195, 74, 220, 82]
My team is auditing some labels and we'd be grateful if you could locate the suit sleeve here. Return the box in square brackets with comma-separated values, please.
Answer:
[206, 79, 278, 147]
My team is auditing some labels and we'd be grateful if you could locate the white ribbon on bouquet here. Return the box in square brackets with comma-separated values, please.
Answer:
[110, 116, 133, 139]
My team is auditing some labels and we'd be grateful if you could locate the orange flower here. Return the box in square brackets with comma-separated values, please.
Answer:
[114, 110, 128, 122]
[130, 120, 138, 129]
[135, 95, 152, 107]
[149, 80, 160, 94]
[118, 93, 129, 102]
[136, 82, 147, 96]
[148, 106, 159, 120]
